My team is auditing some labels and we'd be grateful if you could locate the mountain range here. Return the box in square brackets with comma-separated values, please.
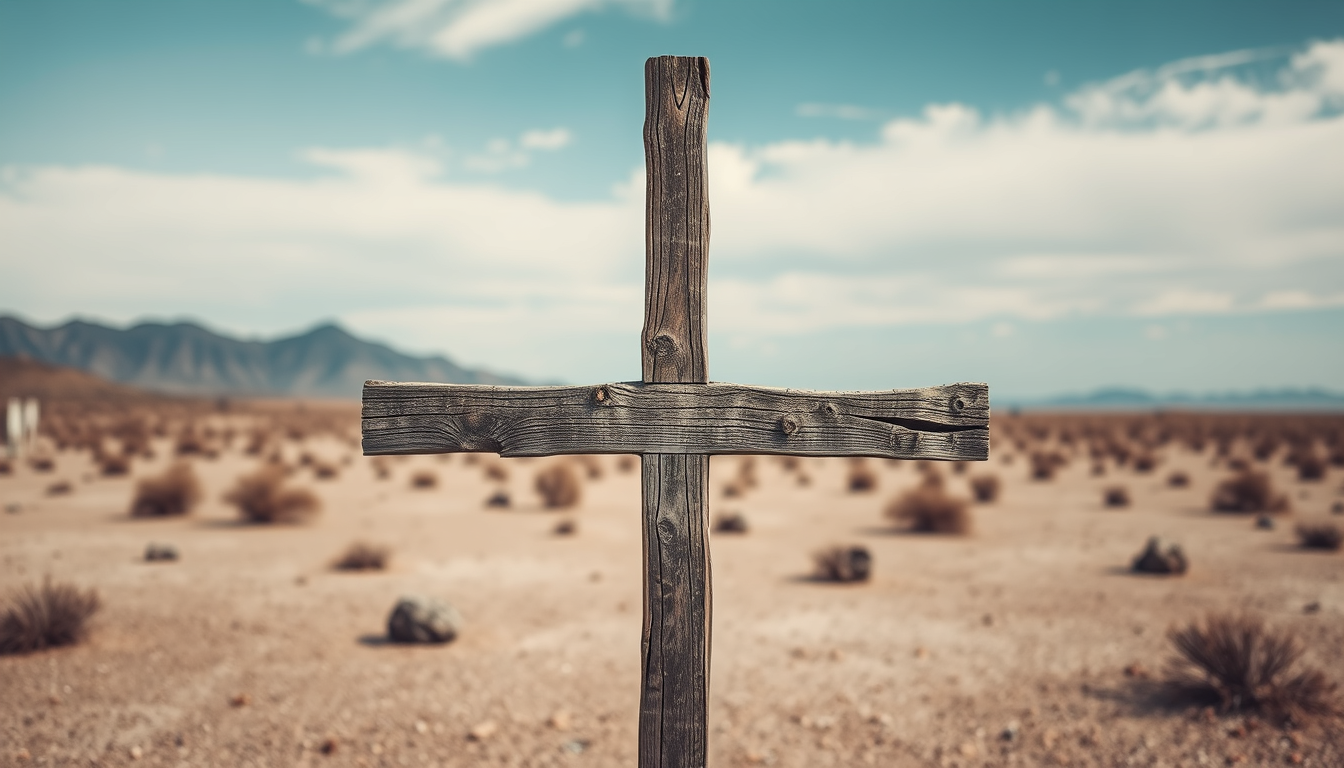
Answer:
[0, 315, 525, 399]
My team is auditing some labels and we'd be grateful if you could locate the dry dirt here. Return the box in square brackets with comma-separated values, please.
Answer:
[2, 412, 1343, 767]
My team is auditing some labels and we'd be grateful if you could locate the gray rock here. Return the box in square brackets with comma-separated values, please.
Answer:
[1255, 514, 1275, 530]
[387, 595, 461, 644]
[1131, 536, 1188, 575]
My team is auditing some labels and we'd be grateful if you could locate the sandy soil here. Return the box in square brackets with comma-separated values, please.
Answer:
[2, 414, 1342, 767]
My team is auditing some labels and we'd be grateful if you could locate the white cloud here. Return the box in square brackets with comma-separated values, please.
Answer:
[307, 0, 672, 60]
[1, 39, 1342, 381]
[796, 103, 885, 121]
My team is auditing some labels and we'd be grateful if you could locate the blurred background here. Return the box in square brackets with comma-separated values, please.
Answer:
[2, 0, 1342, 403]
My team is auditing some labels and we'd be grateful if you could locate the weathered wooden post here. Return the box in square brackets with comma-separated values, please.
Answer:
[362, 55, 990, 768]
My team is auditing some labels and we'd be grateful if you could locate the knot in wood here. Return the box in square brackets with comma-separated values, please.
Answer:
[951, 395, 967, 413]
[820, 402, 838, 419]
[649, 332, 680, 360]
[779, 416, 800, 436]
[593, 386, 611, 405]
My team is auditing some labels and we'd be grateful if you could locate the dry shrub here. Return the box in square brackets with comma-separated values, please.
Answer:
[846, 459, 877, 493]
[1090, 462, 1106, 476]
[312, 461, 339, 480]
[713, 512, 749, 534]
[0, 458, 10, 475]
[813, 545, 872, 583]
[535, 463, 581, 509]
[1295, 453, 1326, 482]
[575, 455, 603, 480]
[333, 541, 390, 571]
[485, 490, 511, 509]
[30, 456, 55, 473]
[483, 462, 509, 482]
[885, 484, 971, 534]
[130, 462, 201, 517]
[1133, 453, 1159, 473]
[1212, 471, 1289, 514]
[46, 481, 73, 496]
[951, 461, 967, 475]
[1030, 451, 1065, 481]
[553, 518, 577, 536]
[1295, 522, 1342, 551]
[1165, 613, 1339, 724]
[224, 466, 321, 524]
[410, 470, 438, 489]
[616, 455, 637, 473]
[968, 474, 1000, 503]
[1103, 486, 1131, 508]
[0, 578, 101, 655]
[1167, 470, 1190, 488]
[1132, 536, 1188, 575]
[370, 457, 391, 480]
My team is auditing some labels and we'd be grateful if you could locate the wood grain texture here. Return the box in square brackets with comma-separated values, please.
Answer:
[362, 380, 989, 460]
[643, 55, 710, 384]
[639, 453, 710, 768]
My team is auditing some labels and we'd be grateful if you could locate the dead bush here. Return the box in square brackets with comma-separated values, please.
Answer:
[1030, 451, 1066, 481]
[1295, 522, 1342, 551]
[333, 541, 390, 571]
[483, 462, 509, 482]
[713, 512, 749, 534]
[1295, 453, 1326, 482]
[129, 462, 201, 517]
[1165, 613, 1339, 724]
[553, 518, 577, 536]
[968, 474, 1000, 503]
[0, 458, 10, 475]
[1167, 471, 1190, 488]
[224, 466, 321, 524]
[312, 461, 339, 480]
[846, 459, 877, 493]
[30, 457, 55, 473]
[46, 481, 73, 496]
[485, 490, 511, 509]
[885, 485, 971, 535]
[813, 545, 872, 583]
[1103, 486, 1131, 508]
[535, 463, 581, 509]
[1132, 536, 1188, 575]
[410, 470, 438, 489]
[575, 455, 603, 480]
[98, 452, 131, 477]
[1133, 453, 1159, 473]
[616, 455, 637, 473]
[0, 578, 101, 655]
[1211, 471, 1289, 514]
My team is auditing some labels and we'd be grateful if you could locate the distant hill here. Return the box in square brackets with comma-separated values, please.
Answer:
[0, 315, 526, 399]
[1010, 386, 1344, 412]
[0, 356, 170, 404]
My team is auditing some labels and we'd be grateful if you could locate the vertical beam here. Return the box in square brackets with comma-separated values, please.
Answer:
[640, 55, 712, 768]
[643, 55, 710, 385]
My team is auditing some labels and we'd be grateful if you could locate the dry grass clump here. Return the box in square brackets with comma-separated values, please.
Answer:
[483, 462, 509, 482]
[312, 460, 340, 480]
[574, 455, 603, 480]
[616, 455, 637, 473]
[30, 456, 55, 473]
[1211, 471, 1289, 514]
[1167, 470, 1190, 488]
[0, 458, 10, 475]
[1295, 522, 1342, 551]
[0, 578, 101, 655]
[713, 512, 749, 534]
[129, 462, 202, 517]
[1132, 453, 1159, 473]
[968, 474, 1000, 503]
[1103, 486, 1131, 508]
[1294, 453, 1326, 482]
[553, 518, 577, 536]
[410, 470, 438, 489]
[1029, 451, 1066, 481]
[846, 459, 878, 493]
[46, 480, 73, 496]
[884, 483, 971, 534]
[1164, 613, 1339, 724]
[333, 541, 390, 571]
[1132, 536, 1188, 575]
[224, 466, 321, 524]
[98, 452, 131, 476]
[535, 463, 581, 509]
[813, 545, 872, 583]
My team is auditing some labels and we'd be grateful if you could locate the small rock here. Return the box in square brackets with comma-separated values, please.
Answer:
[4, 503, 20, 514]
[1255, 515, 1275, 530]
[388, 595, 461, 644]
[468, 721, 497, 741]
[1000, 722, 1020, 741]
[713, 512, 749, 534]
[914, 646, 929, 659]
[16, 748, 30, 761]
[1124, 662, 1150, 679]
[130, 745, 143, 760]
[1303, 601, 1321, 614]
[319, 737, 339, 755]
[1131, 536, 1188, 575]
[485, 491, 510, 509]
[414, 720, 428, 734]
[553, 518, 577, 536]
[562, 740, 589, 754]
[230, 693, 251, 707]
[549, 710, 571, 731]
[144, 542, 179, 562]
[958, 742, 978, 758]
[1332, 501, 1343, 515]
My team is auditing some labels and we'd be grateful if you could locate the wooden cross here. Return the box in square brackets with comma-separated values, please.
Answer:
[362, 56, 989, 768]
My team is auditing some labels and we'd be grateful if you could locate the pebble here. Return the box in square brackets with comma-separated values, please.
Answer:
[414, 720, 428, 734]
[1000, 722, 1020, 741]
[468, 721, 498, 741]
[130, 746, 143, 760]
[387, 595, 461, 644]
[1255, 514, 1275, 530]
[230, 693, 251, 707]
[144, 542, 179, 562]
[549, 710, 571, 731]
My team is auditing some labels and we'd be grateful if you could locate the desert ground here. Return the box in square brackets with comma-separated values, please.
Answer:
[2, 397, 1343, 768]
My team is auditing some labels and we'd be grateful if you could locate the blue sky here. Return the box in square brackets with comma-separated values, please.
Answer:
[1, 0, 1342, 398]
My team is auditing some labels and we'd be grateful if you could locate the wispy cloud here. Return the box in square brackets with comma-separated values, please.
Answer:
[795, 103, 886, 121]
[306, 0, 672, 60]
[2, 40, 1342, 380]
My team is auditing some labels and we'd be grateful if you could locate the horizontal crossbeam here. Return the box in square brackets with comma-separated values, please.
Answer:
[362, 380, 988, 461]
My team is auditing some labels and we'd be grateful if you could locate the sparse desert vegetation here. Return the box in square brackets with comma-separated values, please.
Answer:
[535, 462, 581, 509]
[0, 579, 101, 655]
[224, 465, 321, 524]
[129, 462, 201, 517]
[333, 541, 390, 571]
[884, 483, 972, 534]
